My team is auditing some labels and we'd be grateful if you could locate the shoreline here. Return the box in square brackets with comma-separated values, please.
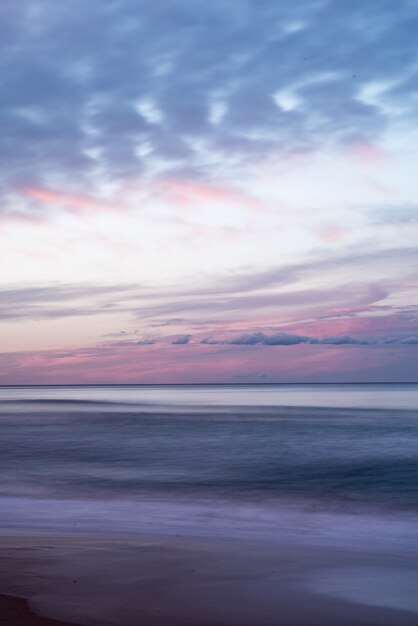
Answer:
[0, 593, 82, 626]
[1, 532, 418, 626]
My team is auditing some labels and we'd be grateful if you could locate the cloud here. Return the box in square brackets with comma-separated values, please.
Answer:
[207, 247, 417, 297]
[171, 334, 192, 344]
[136, 337, 156, 345]
[21, 187, 112, 215]
[227, 332, 308, 345]
[0, 283, 140, 321]
[1, 242, 416, 326]
[314, 334, 369, 345]
[1, 0, 418, 218]
[1, 336, 417, 385]
[134, 281, 390, 323]
[161, 179, 263, 213]
[382, 336, 418, 345]
[368, 204, 418, 226]
[200, 331, 418, 347]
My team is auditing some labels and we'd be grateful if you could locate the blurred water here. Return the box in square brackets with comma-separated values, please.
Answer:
[1, 384, 418, 544]
[1, 382, 418, 410]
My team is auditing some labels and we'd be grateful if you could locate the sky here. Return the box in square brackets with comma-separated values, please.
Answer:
[0, 0, 417, 384]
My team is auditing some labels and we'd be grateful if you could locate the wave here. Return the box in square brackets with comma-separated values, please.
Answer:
[0, 398, 152, 406]
[1, 399, 417, 419]
[1, 383, 418, 412]
[1, 493, 418, 553]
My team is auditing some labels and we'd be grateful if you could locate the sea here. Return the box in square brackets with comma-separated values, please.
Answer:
[2, 383, 418, 622]
[1, 383, 418, 545]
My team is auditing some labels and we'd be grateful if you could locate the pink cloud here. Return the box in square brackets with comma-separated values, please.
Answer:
[348, 140, 388, 165]
[286, 309, 418, 340]
[0, 210, 46, 229]
[1, 338, 416, 385]
[317, 223, 348, 243]
[162, 179, 263, 214]
[21, 187, 113, 215]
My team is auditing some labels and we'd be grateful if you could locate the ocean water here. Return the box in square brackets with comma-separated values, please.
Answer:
[1, 384, 418, 548]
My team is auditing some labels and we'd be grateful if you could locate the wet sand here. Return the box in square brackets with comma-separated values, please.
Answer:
[0, 593, 82, 626]
[1, 533, 418, 626]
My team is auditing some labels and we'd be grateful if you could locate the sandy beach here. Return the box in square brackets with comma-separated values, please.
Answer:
[1, 533, 418, 626]
[0, 593, 81, 626]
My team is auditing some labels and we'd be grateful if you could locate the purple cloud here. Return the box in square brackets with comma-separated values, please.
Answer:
[171, 334, 192, 344]
[200, 331, 418, 347]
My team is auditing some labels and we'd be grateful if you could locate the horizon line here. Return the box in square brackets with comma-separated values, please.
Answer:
[0, 382, 417, 387]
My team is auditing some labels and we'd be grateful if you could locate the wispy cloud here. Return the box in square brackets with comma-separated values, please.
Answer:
[0, 283, 139, 321]
[1, 243, 416, 326]
[21, 187, 113, 215]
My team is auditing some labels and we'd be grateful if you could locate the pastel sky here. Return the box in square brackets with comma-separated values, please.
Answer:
[1, 0, 417, 383]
